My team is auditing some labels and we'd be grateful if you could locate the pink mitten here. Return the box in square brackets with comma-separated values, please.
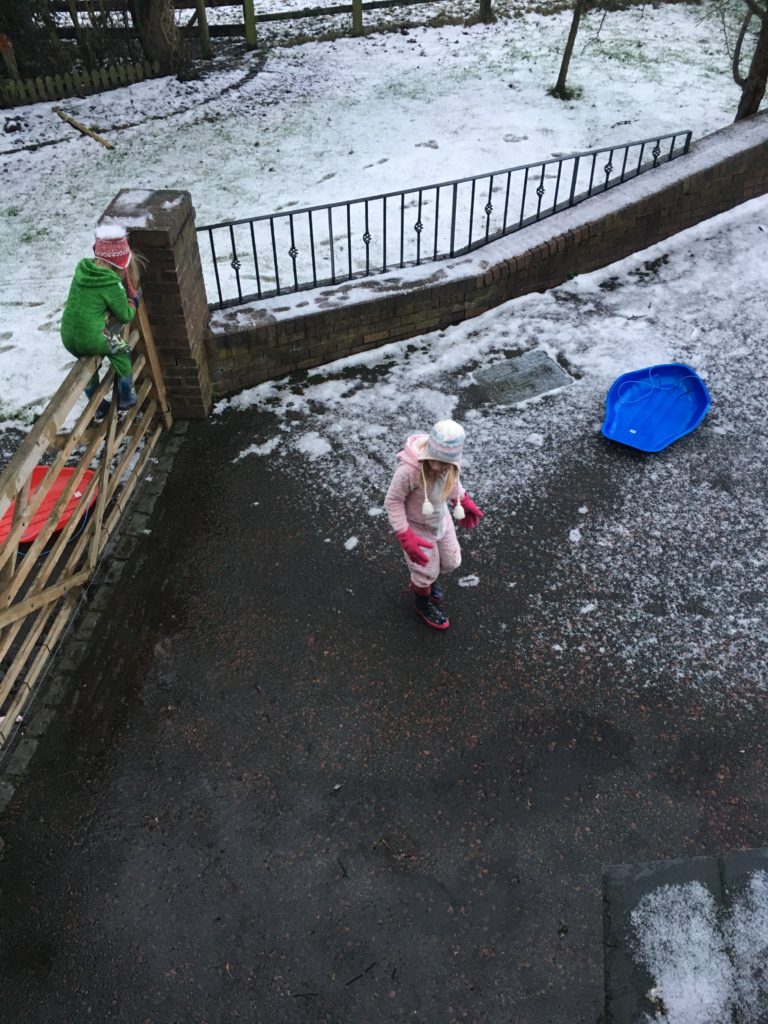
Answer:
[397, 527, 434, 567]
[459, 493, 484, 529]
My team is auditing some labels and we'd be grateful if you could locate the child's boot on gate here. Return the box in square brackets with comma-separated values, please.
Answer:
[413, 585, 449, 630]
[117, 376, 137, 411]
[85, 374, 111, 422]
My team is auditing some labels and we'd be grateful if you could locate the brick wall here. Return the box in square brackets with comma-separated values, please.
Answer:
[103, 189, 213, 418]
[207, 112, 768, 401]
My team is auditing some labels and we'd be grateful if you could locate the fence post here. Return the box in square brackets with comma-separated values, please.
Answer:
[195, 0, 212, 59]
[101, 190, 213, 419]
[243, 0, 257, 49]
[352, 0, 363, 36]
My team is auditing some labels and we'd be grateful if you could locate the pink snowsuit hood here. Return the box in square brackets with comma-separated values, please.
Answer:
[397, 433, 431, 468]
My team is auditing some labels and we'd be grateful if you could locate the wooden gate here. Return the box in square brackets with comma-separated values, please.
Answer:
[0, 299, 172, 749]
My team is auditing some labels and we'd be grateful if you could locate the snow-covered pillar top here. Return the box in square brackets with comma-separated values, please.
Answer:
[100, 189, 212, 419]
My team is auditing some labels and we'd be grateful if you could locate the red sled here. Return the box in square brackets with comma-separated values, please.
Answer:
[0, 466, 98, 547]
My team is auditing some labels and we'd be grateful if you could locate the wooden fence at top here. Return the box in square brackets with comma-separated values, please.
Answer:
[0, 296, 172, 750]
[1, 60, 160, 107]
[1, 0, 474, 106]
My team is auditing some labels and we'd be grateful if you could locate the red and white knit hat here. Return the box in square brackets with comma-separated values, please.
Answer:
[93, 224, 132, 270]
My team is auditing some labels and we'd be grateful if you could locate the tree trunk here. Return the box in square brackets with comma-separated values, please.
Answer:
[553, 0, 587, 100]
[735, 12, 768, 120]
[39, 6, 72, 72]
[67, 0, 97, 70]
[479, 0, 495, 24]
[194, 0, 211, 59]
[129, 0, 185, 73]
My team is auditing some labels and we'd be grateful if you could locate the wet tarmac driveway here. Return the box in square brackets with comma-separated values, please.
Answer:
[1, 402, 767, 1024]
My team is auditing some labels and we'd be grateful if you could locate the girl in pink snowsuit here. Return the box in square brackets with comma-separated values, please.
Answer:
[384, 419, 484, 630]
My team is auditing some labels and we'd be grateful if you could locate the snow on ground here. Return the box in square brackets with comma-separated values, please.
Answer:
[217, 193, 768, 693]
[0, 1, 758, 420]
[631, 872, 768, 1024]
[631, 881, 734, 1024]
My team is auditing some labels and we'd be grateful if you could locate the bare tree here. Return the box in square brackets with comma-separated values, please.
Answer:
[129, 0, 185, 72]
[551, 0, 590, 100]
[733, 0, 768, 119]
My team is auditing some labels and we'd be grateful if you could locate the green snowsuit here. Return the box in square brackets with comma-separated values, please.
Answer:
[60, 259, 136, 380]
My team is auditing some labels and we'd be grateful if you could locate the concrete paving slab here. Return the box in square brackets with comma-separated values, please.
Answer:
[473, 349, 574, 405]
[603, 855, 723, 1024]
[723, 848, 768, 898]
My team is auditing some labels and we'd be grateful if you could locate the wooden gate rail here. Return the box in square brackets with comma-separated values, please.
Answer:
[0, 295, 172, 748]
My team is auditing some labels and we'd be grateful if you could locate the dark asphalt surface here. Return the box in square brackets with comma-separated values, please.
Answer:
[2, 403, 768, 1024]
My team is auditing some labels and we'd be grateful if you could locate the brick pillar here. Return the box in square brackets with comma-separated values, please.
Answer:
[101, 189, 212, 418]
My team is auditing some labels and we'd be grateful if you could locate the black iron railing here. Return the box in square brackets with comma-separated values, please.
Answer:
[198, 130, 691, 310]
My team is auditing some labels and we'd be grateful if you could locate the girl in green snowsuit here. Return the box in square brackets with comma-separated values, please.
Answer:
[61, 225, 141, 414]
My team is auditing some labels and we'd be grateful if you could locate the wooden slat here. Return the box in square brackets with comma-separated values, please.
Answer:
[0, 458, 101, 667]
[136, 302, 173, 430]
[0, 457, 101, 671]
[3, 458, 99, 605]
[0, 594, 78, 741]
[0, 570, 90, 630]
[0, 603, 58, 713]
[105, 396, 157, 507]
[0, 361, 105, 568]
[23, 596, 80, 698]
[88, 389, 119, 570]
[101, 421, 163, 542]
[0, 477, 30, 592]
[0, 352, 96, 512]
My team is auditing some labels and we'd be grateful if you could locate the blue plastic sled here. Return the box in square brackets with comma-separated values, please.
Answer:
[602, 363, 711, 453]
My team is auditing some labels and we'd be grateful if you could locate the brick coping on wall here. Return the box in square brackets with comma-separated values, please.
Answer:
[207, 111, 768, 400]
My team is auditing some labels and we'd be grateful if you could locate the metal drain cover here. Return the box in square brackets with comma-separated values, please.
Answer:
[474, 350, 573, 405]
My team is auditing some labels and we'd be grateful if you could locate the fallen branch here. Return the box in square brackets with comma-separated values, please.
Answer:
[52, 107, 114, 149]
